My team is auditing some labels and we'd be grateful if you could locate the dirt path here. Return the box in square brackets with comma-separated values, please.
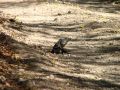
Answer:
[0, 1, 120, 90]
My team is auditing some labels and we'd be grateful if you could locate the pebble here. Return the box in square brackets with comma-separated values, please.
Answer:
[68, 11, 72, 14]
[19, 69, 25, 72]
[0, 76, 6, 83]
[17, 77, 27, 86]
[49, 74, 54, 79]
[18, 78, 26, 82]
[58, 13, 62, 16]
[46, 74, 54, 79]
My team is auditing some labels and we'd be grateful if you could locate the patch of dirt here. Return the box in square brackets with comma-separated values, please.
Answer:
[0, 0, 120, 90]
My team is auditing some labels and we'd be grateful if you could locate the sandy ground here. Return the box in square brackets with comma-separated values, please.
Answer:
[0, 1, 120, 90]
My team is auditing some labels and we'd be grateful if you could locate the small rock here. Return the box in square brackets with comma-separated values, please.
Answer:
[109, 42, 113, 45]
[54, 18, 58, 21]
[68, 54, 71, 57]
[49, 74, 54, 79]
[95, 57, 100, 59]
[19, 69, 25, 72]
[9, 18, 15, 23]
[68, 11, 72, 14]
[17, 78, 27, 86]
[5, 82, 10, 87]
[57, 13, 62, 16]
[66, 82, 70, 86]
[26, 80, 36, 88]
[86, 71, 90, 73]
[18, 78, 26, 82]
[0, 76, 6, 83]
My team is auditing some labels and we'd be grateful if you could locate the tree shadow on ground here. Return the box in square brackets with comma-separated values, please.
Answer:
[88, 4, 120, 13]
[98, 46, 120, 53]
[20, 22, 82, 32]
[55, 73, 120, 89]
[57, 0, 120, 14]
[0, 0, 48, 8]
[0, 0, 119, 14]
[0, 32, 49, 65]
[66, 0, 120, 14]
[24, 67, 120, 90]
